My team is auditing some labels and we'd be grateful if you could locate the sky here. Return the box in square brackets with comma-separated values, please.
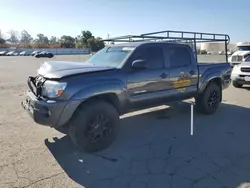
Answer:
[0, 0, 250, 43]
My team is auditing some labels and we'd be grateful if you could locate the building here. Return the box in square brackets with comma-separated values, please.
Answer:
[200, 42, 236, 54]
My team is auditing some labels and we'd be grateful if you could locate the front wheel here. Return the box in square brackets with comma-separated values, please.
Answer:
[69, 100, 119, 153]
[195, 82, 221, 114]
[54, 124, 69, 134]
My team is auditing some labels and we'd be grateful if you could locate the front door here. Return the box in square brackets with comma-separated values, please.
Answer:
[126, 44, 170, 109]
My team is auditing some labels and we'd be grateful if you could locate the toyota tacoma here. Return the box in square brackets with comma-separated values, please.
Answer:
[21, 30, 232, 152]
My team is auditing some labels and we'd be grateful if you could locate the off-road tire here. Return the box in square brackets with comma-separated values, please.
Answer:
[232, 81, 243, 88]
[54, 124, 69, 134]
[69, 99, 119, 153]
[195, 82, 221, 114]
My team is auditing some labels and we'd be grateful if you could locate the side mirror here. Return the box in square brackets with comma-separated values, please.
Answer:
[132, 59, 147, 69]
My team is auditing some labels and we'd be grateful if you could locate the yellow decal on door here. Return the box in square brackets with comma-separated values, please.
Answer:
[173, 72, 191, 89]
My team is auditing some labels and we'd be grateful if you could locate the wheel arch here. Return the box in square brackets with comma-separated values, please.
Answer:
[79, 93, 122, 114]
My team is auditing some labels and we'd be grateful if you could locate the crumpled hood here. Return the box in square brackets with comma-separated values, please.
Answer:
[37, 61, 115, 79]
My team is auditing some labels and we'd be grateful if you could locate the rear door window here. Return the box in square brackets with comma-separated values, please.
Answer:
[168, 47, 191, 68]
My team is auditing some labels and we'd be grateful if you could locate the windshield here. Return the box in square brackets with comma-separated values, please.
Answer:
[237, 46, 250, 51]
[86, 46, 134, 67]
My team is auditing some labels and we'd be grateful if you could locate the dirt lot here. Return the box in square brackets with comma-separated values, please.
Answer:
[0, 55, 250, 188]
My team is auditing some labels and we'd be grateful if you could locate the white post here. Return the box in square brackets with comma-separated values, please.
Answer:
[191, 104, 194, 136]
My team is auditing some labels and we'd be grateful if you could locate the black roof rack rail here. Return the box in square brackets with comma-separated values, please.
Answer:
[102, 30, 230, 44]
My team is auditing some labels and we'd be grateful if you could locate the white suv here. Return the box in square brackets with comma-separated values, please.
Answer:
[231, 62, 250, 88]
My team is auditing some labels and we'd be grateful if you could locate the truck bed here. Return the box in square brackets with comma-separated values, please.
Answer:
[198, 62, 230, 74]
[198, 62, 232, 90]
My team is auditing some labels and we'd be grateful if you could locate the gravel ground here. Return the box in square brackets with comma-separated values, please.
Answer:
[0, 55, 250, 188]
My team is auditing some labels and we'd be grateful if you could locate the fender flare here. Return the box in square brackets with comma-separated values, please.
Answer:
[198, 71, 222, 94]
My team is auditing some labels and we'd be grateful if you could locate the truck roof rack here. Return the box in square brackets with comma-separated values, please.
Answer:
[102, 30, 230, 44]
[102, 30, 230, 61]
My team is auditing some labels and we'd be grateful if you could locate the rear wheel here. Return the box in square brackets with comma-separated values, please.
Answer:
[196, 82, 221, 114]
[54, 124, 69, 134]
[232, 81, 243, 88]
[69, 100, 119, 153]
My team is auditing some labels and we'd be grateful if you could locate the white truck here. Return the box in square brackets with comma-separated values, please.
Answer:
[231, 62, 250, 88]
[228, 42, 250, 67]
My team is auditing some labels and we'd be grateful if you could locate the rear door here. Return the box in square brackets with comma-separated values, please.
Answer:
[166, 45, 199, 99]
[126, 44, 170, 108]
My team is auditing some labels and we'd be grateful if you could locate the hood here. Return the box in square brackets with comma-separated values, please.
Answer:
[239, 61, 250, 67]
[37, 61, 115, 79]
[232, 50, 250, 56]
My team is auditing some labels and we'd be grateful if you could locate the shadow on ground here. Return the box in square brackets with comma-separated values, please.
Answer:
[45, 102, 250, 188]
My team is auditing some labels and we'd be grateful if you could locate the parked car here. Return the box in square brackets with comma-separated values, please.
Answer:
[6, 51, 15, 56]
[19, 51, 30, 56]
[218, 51, 224, 55]
[13, 52, 19, 56]
[0, 51, 8, 56]
[34, 51, 54, 58]
[231, 61, 250, 88]
[31, 51, 40, 56]
[21, 30, 232, 153]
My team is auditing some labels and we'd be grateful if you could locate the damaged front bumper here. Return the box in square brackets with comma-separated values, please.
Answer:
[21, 76, 81, 127]
[21, 90, 68, 127]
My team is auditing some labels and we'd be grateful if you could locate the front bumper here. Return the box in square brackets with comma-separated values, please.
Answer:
[231, 74, 250, 85]
[21, 90, 81, 127]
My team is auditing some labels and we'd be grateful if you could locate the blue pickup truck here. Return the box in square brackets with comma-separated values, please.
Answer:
[21, 30, 232, 152]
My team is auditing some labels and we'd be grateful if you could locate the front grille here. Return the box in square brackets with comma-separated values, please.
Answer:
[241, 67, 250, 73]
[231, 55, 243, 62]
[27, 75, 45, 97]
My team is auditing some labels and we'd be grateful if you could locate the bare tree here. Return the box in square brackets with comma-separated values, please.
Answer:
[0, 30, 3, 39]
[8, 30, 19, 44]
[20, 30, 33, 44]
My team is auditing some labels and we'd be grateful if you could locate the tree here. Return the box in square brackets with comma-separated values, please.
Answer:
[20, 30, 33, 44]
[50, 36, 58, 44]
[87, 37, 105, 52]
[60, 35, 75, 48]
[8, 30, 19, 44]
[79, 30, 93, 48]
[0, 30, 4, 39]
[35, 33, 49, 44]
[76, 42, 83, 49]
[0, 38, 5, 46]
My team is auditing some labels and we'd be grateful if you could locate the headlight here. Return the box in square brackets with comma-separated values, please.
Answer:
[41, 80, 67, 98]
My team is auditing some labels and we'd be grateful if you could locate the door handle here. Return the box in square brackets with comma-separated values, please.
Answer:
[160, 73, 168, 78]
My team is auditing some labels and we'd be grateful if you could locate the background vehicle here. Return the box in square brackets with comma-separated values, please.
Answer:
[13, 52, 19, 56]
[31, 51, 40, 56]
[0, 51, 8, 56]
[21, 30, 231, 153]
[228, 42, 250, 67]
[6, 51, 15, 56]
[19, 51, 30, 56]
[231, 62, 250, 88]
[34, 51, 54, 58]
